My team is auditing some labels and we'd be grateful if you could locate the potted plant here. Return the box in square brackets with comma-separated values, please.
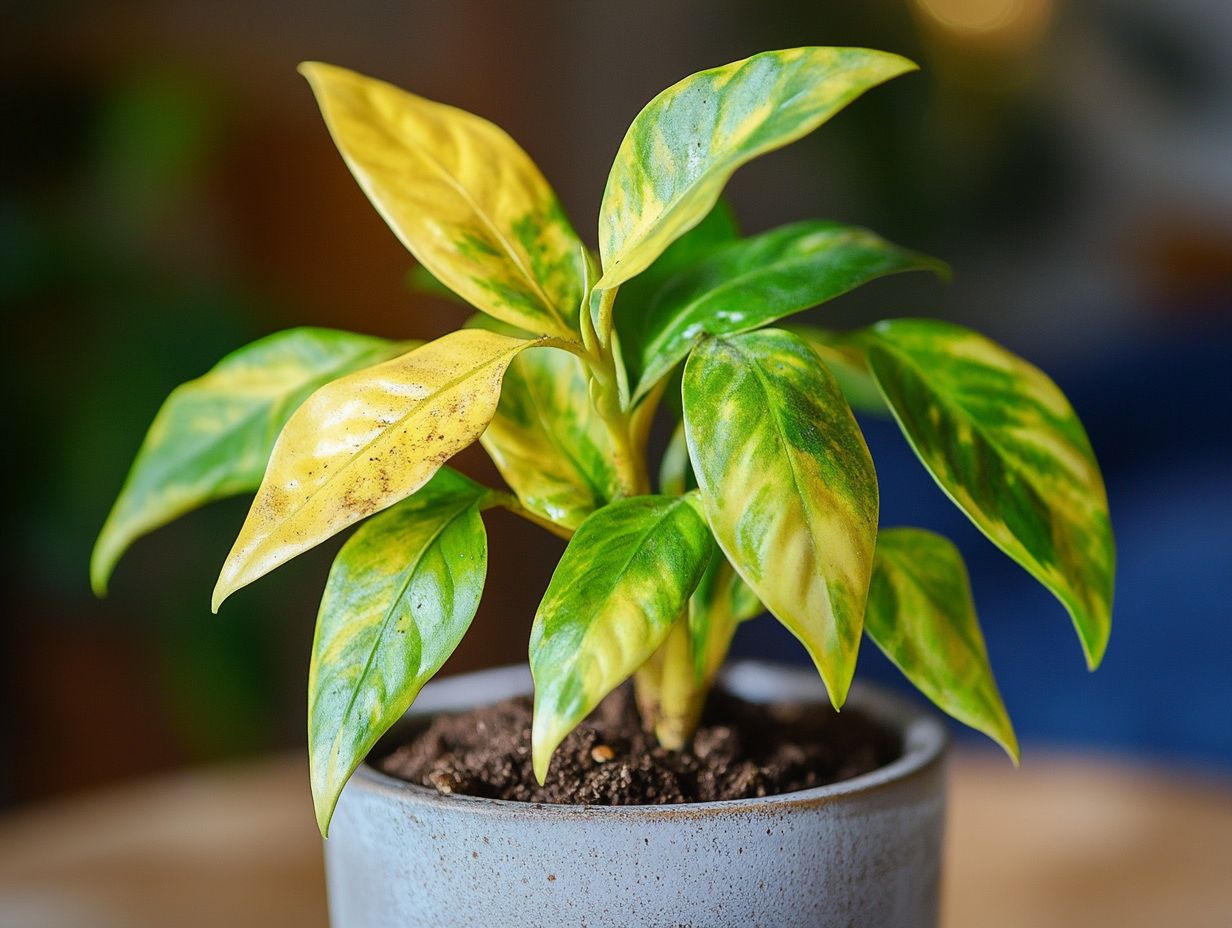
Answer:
[93, 47, 1114, 927]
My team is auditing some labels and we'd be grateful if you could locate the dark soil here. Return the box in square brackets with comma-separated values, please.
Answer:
[378, 685, 900, 805]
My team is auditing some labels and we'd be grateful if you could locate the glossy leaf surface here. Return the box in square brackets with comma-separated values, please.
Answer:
[529, 495, 711, 781]
[596, 47, 915, 289]
[213, 329, 540, 610]
[866, 528, 1018, 760]
[92, 328, 408, 595]
[683, 329, 878, 706]
[301, 62, 584, 337]
[473, 318, 619, 530]
[866, 319, 1114, 667]
[622, 220, 944, 401]
[309, 468, 488, 834]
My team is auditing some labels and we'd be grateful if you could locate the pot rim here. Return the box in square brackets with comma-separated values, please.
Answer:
[349, 660, 948, 820]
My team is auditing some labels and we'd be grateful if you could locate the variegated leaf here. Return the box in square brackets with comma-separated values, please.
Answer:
[866, 319, 1114, 667]
[301, 62, 584, 337]
[529, 495, 711, 782]
[683, 329, 878, 706]
[789, 324, 887, 414]
[867, 528, 1018, 760]
[309, 467, 488, 835]
[596, 47, 916, 289]
[213, 329, 542, 610]
[471, 317, 619, 530]
[92, 328, 410, 595]
[621, 220, 945, 402]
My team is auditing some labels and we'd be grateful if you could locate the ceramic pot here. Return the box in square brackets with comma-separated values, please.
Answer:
[324, 661, 948, 927]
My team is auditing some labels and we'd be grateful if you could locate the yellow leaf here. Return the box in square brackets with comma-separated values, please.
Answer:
[212, 329, 542, 610]
[300, 62, 585, 337]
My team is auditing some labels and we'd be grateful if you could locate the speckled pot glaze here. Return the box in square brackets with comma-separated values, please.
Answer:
[324, 661, 948, 928]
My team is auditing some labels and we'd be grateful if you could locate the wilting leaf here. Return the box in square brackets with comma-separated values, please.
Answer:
[866, 528, 1018, 760]
[596, 47, 915, 289]
[529, 495, 711, 782]
[213, 328, 542, 610]
[683, 329, 878, 706]
[621, 220, 944, 401]
[309, 468, 488, 834]
[472, 317, 619, 530]
[301, 62, 584, 337]
[866, 319, 1114, 667]
[92, 328, 410, 595]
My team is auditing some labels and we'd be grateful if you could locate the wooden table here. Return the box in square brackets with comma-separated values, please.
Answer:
[1, 753, 1229, 927]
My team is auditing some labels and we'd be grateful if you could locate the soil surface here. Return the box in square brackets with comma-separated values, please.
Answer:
[378, 685, 900, 805]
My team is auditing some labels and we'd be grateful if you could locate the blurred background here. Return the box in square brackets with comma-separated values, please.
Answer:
[3, 0, 1230, 813]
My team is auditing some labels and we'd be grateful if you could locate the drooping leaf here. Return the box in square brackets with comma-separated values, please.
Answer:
[789, 324, 887, 415]
[212, 328, 543, 610]
[301, 62, 585, 337]
[687, 543, 763, 684]
[529, 495, 711, 782]
[866, 319, 1114, 667]
[621, 220, 945, 401]
[92, 328, 411, 595]
[596, 47, 916, 289]
[470, 317, 620, 530]
[683, 329, 878, 706]
[309, 467, 488, 835]
[866, 528, 1018, 761]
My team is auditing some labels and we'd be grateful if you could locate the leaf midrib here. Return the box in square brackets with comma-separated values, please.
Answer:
[324, 498, 478, 765]
[367, 116, 570, 333]
[258, 341, 525, 544]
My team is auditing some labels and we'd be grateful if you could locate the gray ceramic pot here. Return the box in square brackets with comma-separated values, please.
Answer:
[324, 662, 948, 928]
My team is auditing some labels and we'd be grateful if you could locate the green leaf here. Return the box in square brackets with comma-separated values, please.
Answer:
[309, 468, 488, 835]
[683, 329, 878, 706]
[213, 328, 545, 611]
[596, 47, 916, 289]
[866, 528, 1018, 761]
[621, 220, 945, 402]
[866, 319, 1114, 667]
[301, 62, 585, 338]
[91, 328, 410, 596]
[470, 317, 620, 530]
[529, 495, 712, 782]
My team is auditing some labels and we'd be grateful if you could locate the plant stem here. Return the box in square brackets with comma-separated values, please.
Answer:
[634, 614, 705, 750]
[484, 492, 574, 541]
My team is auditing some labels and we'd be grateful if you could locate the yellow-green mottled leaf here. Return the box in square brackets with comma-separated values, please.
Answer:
[301, 62, 584, 337]
[470, 317, 619, 530]
[867, 528, 1018, 761]
[789, 324, 887, 415]
[619, 220, 945, 402]
[866, 319, 1114, 667]
[213, 328, 542, 610]
[596, 47, 916, 289]
[92, 328, 412, 596]
[309, 467, 488, 835]
[683, 329, 878, 706]
[529, 495, 711, 782]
